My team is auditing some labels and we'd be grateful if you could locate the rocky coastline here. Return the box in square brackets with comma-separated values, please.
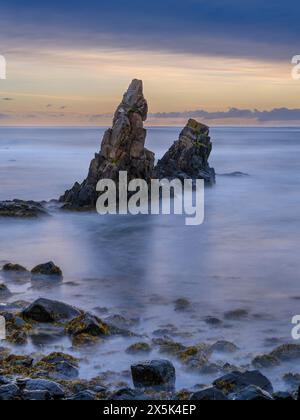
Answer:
[0, 263, 300, 400]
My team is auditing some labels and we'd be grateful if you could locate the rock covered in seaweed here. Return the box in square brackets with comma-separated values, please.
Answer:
[60, 79, 155, 209]
[0, 200, 47, 218]
[153, 119, 215, 184]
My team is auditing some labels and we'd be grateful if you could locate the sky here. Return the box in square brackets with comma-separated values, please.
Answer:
[0, 0, 300, 125]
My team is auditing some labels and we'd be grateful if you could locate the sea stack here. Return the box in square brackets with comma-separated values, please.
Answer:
[60, 79, 155, 209]
[154, 119, 216, 184]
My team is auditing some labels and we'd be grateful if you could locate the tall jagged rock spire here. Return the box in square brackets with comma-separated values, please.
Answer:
[153, 119, 215, 184]
[60, 79, 155, 209]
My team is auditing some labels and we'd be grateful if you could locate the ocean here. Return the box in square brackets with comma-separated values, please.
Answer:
[0, 126, 300, 390]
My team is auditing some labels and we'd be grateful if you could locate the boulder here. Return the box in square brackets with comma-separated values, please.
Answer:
[126, 342, 152, 355]
[224, 309, 249, 320]
[131, 360, 176, 391]
[252, 354, 280, 369]
[153, 119, 215, 184]
[67, 390, 96, 401]
[273, 391, 294, 401]
[0, 384, 20, 400]
[213, 370, 273, 395]
[31, 262, 63, 278]
[210, 340, 238, 354]
[65, 313, 110, 337]
[0, 200, 47, 218]
[190, 387, 227, 401]
[232, 385, 273, 401]
[0, 284, 12, 299]
[18, 378, 65, 399]
[22, 390, 51, 401]
[22, 298, 81, 323]
[60, 79, 155, 210]
[2, 263, 28, 273]
[270, 344, 300, 361]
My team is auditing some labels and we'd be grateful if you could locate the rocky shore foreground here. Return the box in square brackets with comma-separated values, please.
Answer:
[1, 263, 300, 401]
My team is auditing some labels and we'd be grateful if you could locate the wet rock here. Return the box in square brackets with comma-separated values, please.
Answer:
[110, 388, 142, 401]
[273, 391, 294, 401]
[36, 354, 79, 380]
[232, 385, 273, 401]
[0, 300, 30, 313]
[60, 79, 155, 210]
[22, 390, 51, 401]
[2, 263, 28, 273]
[65, 313, 110, 338]
[126, 343, 152, 355]
[31, 262, 63, 279]
[131, 360, 176, 391]
[174, 298, 192, 312]
[224, 309, 249, 321]
[105, 314, 139, 329]
[204, 316, 223, 326]
[154, 119, 215, 184]
[0, 284, 12, 299]
[270, 344, 300, 361]
[67, 390, 96, 401]
[22, 298, 81, 323]
[5, 355, 33, 368]
[218, 172, 249, 178]
[19, 378, 65, 399]
[190, 387, 227, 401]
[213, 370, 273, 395]
[6, 330, 28, 346]
[39, 352, 79, 366]
[0, 200, 47, 218]
[210, 340, 238, 354]
[252, 354, 280, 369]
[283, 373, 300, 388]
[0, 384, 20, 400]
[152, 338, 186, 357]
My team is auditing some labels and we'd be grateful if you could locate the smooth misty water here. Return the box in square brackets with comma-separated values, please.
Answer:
[0, 126, 300, 391]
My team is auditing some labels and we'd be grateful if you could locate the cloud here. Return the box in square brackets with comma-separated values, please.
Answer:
[149, 107, 300, 122]
[1, 1, 299, 61]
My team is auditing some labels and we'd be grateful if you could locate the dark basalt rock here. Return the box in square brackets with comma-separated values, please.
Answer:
[210, 340, 238, 354]
[60, 79, 155, 210]
[22, 390, 51, 401]
[273, 391, 294, 401]
[0, 384, 20, 400]
[0, 284, 12, 299]
[2, 263, 28, 273]
[0, 200, 47, 218]
[252, 354, 281, 369]
[18, 378, 65, 399]
[232, 385, 273, 401]
[31, 262, 63, 279]
[67, 390, 96, 401]
[65, 313, 110, 337]
[126, 342, 152, 355]
[224, 309, 249, 320]
[270, 344, 300, 361]
[153, 119, 215, 184]
[213, 370, 273, 395]
[22, 298, 81, 323]
[190, 387, 227, 401]
[110, 388, 142, 401]
[131, 360, 176, 391]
